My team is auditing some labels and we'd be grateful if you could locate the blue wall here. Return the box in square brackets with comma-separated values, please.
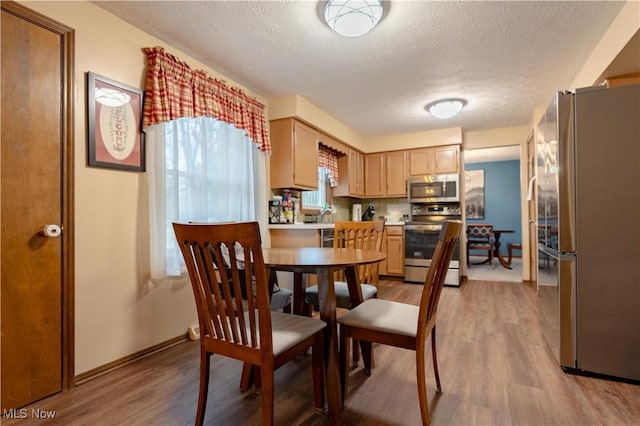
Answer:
[465, 160, 521, 247]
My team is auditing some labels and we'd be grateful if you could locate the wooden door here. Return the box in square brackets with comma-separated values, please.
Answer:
[1, 2, 74, 410]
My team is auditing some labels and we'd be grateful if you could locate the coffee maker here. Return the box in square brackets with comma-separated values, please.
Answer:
[361, 204, 376, 221]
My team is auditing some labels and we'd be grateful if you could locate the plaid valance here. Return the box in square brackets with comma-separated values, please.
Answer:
[319, 144, 339, 187]
[142, 46, 270, 153]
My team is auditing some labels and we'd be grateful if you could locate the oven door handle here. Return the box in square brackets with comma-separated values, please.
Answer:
[405, 225, 442, 232]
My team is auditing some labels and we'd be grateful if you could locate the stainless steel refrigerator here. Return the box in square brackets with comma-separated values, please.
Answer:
[536, 84, 640, 382]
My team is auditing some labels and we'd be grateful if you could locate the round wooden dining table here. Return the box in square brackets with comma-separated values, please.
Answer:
[263, 247, 386, 418]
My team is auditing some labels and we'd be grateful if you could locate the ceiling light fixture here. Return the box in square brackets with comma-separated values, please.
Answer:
[323, 0, 384, 38]
[425, 98, 467, 119]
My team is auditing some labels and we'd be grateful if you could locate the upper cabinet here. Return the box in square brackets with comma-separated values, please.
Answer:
[385, 151, 408, 196]
[335, 148, 364, 197]
[269, 118, 318, 190]
[364, 153, 385, 197]
[364, 151, 407, 198]
[408, 145, 460, 176]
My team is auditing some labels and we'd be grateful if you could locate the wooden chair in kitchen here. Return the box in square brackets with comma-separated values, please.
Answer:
[466, 223, 496, 268]
[304, 220, 385, 365]
[172, 222, 326, 426]
[337, 220, 462, 426]
[189, 221, 293, 312]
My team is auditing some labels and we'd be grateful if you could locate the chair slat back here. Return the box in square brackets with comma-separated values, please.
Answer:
[173, 222, 272, 355]
[467, 223, 494, 241]
[418, 220, 462, 337]
[333, 221, 385, 284]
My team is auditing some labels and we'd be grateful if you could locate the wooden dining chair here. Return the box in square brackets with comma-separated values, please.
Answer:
[466, 223, 495, 268]
[304, 221, 385, 309]
[337, 220, 462, 426]
[304, 221, 385, 364]
[173, 222, 326, 426]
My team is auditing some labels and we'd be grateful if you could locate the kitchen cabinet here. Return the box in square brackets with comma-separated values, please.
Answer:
[269, 118, 319, 190]
[365, 151, 407, 198]
[365, 153, 385, 197]
[334, 148, 364, 197]
[385, 151, 408, 196]
[380, 225, 404, 276]
[408, 145, 460, 176]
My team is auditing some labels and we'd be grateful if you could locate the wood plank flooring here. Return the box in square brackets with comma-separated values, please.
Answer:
[4, 279, 640, 425]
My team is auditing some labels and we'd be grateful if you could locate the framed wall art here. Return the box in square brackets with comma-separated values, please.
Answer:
[87, 72, 145, 172]
[465, 169, 485, 219]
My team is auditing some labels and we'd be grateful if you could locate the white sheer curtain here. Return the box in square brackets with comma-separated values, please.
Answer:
[147, 116, 268, 279]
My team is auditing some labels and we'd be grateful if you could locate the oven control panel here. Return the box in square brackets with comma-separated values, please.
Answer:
[411, 204, 461, 217]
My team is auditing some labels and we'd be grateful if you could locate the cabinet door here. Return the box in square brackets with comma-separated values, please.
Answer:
[386, 234, 404, 275]
[348, 149, 365, 196]
[385, 151, 407, 196]
[434, 145, 459, 174]
[409, 148, 433, 176]
[365, 153, 385, 197]
[293, 120, 319, 188]
[378, 230, 388, 275]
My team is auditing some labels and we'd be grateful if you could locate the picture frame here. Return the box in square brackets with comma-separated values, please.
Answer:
[465, 169, 485, 219]
[87, 72, 145, 172]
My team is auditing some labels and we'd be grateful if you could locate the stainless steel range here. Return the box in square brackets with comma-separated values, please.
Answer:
[404, 203, 461, 286]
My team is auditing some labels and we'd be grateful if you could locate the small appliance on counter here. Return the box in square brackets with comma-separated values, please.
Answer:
[361, 204, 376, 221]
[352, 204, 362, 221]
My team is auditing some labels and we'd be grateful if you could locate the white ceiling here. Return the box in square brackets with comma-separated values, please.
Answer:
[93, 1, 634, 142]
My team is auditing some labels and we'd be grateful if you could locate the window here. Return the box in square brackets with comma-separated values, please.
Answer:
[147, 116, 268, 278]
[302, 167, 329, 211]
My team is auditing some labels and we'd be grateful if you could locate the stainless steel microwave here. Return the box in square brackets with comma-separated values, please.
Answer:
[407, 174, 460, 203]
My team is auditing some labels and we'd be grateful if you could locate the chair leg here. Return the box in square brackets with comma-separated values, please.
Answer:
[260, 362, 275, 425]
[339, 325, 350, 400]
[311, 332, 325, 409]
[195, 349, 211, 426]
[431, 326, 442, 394]
[239, 362, 254, 392]
[361, 341, 374, 375]
[416, 342, 431, 426]
[352, 339, 360, 367]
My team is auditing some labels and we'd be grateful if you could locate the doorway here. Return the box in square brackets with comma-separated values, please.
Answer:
[1, 2, 75, 410]
[463, 146, 522, 282]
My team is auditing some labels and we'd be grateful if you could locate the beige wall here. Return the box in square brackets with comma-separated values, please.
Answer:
[18, 0, 639, 376]
[20, 0, 266, 375]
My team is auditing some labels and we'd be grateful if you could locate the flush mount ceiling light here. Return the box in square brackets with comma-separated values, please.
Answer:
[323, 0, 384, 38]
[425, 98, 467, 119]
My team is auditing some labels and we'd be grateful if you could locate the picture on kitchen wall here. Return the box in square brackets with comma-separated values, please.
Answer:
[465, 169, 485, 219]
[87, 72, 145, 172]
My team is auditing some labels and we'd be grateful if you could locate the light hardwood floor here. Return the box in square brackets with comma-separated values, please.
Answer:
[4, 279, 640, 425]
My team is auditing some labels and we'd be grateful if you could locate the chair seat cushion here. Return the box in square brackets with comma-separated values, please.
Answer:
[305, 281, 377, 309]
[242, 311, 326, 356]
[337, 298, 419, 338]
[270, 288, 292, 311]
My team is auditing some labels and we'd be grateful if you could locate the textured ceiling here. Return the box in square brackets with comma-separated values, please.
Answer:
[93, 1, 628, 139]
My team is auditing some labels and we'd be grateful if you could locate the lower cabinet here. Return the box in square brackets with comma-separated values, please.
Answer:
[380, 225, 404, 277]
